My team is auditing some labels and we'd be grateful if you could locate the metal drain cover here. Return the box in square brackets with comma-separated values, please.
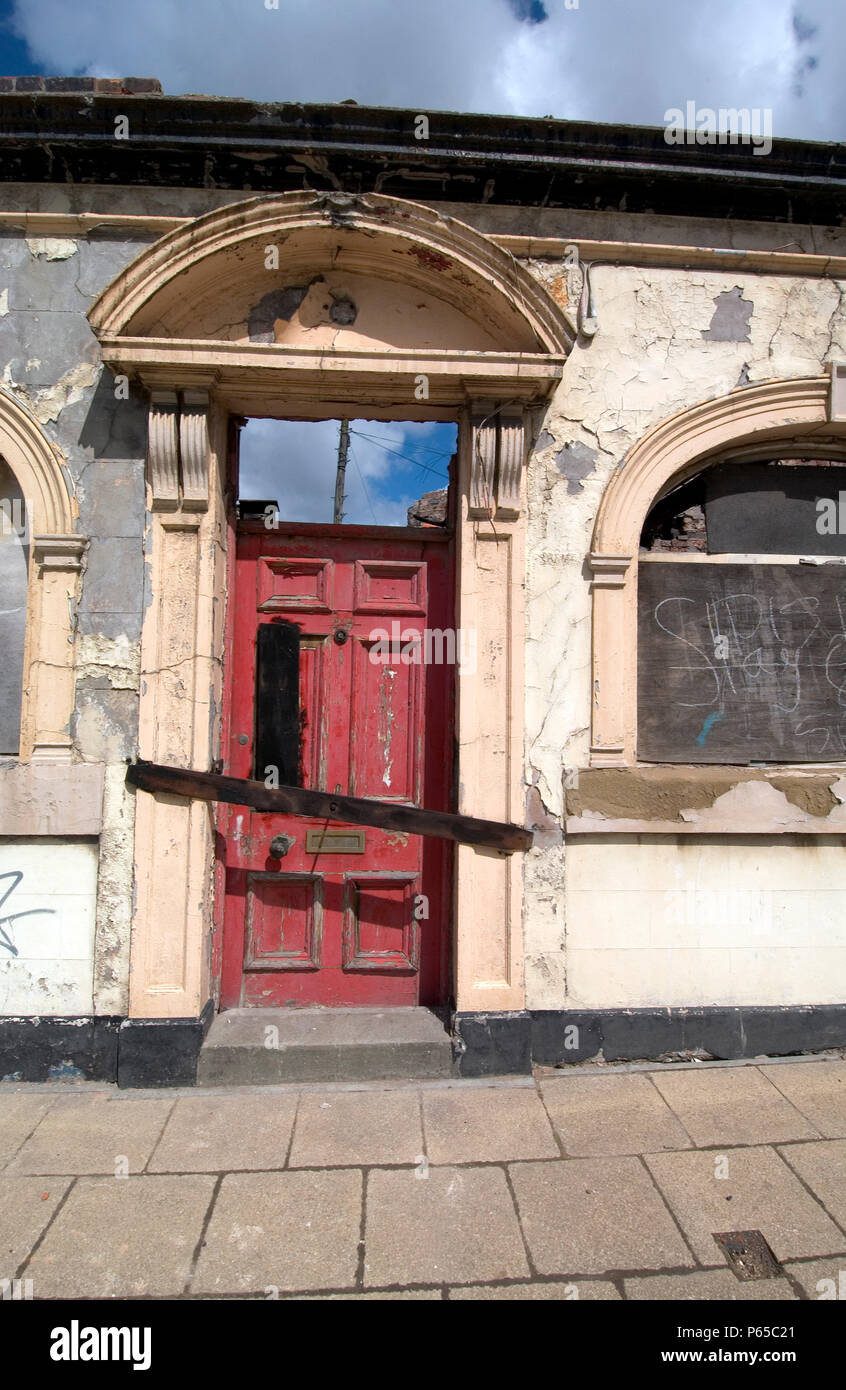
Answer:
[713, 1229, 783, 1281]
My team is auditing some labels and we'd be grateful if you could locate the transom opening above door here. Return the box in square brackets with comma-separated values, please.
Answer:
[236, 418, 458, 529]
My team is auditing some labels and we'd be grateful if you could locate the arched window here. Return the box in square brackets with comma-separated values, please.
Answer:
[637, 452, 846, 763]
[0, 456, 29, 754]
[589, 376, 846, 769]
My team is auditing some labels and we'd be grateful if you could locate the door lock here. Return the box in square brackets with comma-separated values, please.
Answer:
[333, 627, 349, 645]
[269, 834, 294, 858]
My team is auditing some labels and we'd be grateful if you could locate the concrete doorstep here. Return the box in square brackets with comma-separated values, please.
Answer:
[196, 1007, 454, 1085]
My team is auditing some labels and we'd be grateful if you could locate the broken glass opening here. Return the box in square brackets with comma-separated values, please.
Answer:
[237, 418, 457, 528]
[641, 456, 846, 555]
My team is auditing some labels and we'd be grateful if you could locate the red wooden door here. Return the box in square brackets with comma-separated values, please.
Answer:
[220, 524, 454, 1007]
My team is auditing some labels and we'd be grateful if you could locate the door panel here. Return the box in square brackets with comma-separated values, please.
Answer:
[221, 527, 454, 1008]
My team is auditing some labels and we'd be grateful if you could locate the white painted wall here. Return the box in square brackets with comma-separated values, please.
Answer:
[0, 839, 98, 1014]
[560, 836, 846, 1009]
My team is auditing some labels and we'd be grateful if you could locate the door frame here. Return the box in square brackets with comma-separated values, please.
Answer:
[125, 388, 533, 1021]
[89, 193, 570, 1022]
[216, 429, 457, 1007]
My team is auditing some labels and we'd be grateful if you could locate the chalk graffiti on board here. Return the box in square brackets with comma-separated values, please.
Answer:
[653, 588, 846, 754]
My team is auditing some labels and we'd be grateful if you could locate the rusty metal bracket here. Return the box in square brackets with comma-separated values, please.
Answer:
[125, 759, 533, 854]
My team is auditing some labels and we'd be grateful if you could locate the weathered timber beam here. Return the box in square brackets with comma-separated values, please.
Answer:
[125, 760, 533, 854]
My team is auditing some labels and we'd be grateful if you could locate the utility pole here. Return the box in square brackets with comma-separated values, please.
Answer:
[333, 419, 349, 523]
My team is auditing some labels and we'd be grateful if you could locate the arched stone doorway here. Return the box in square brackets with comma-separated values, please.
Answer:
[87, 190, 573, 1027]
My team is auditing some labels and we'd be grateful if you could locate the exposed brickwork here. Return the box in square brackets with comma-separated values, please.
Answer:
[0, 76, 162, 94]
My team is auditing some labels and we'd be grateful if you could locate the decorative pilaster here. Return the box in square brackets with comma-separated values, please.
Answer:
[147, 390, 179, 509]
[495, 412, 525, 520]
[454, 410, 527, 1012]
[469, 405, 526, 520]
[469, 412, 497, 517]
[28, 534, 87, 762]
[589, 553, 633, 766]
[130, 398, 225, 1019]
[146, 388, 212, 512]
[179, 388, 211, 510]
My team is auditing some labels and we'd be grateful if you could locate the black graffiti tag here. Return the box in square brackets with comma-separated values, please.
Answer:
[0, 871, 56, 957]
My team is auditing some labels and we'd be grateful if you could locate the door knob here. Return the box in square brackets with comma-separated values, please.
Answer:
[269, 834, 294, 858]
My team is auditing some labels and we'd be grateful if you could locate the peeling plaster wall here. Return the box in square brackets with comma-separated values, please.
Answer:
[0, 228, 149, 1016]
[3, 178, 846, 1024]
[520, 255, 846, 1011]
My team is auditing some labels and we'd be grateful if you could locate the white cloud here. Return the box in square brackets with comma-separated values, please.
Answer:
[11, 0, 845, 139]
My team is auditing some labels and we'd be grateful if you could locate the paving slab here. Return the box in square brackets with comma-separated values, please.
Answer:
[509, 1156, 694, 1276]
[777, 1139, 846, 1230]
[449, 1280, 621, 1299]
[650, 1067, 820, 1147]
[25, 1175, 215, 1298]
[625, 1269, 798, 1300]
[5, 1093, 173, 1174]
[422, 1087, 558, 1164]
[539, 1074, 692, 1157]
[192, 1169, 362, 1294]
[761, 1061, 846, 1138]
[289, 1089, 422, 1168]
[782, 1258, 846, 1300]
[0, 1176, 70, 1279]
[0, 1093, 55, 1167]
[364, 1166, 529, 1286]
[148, 1093, 298, 1172]
[645, 1146, 846, 1265]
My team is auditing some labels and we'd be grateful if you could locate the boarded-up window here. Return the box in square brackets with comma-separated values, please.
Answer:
[0, 458, 28, 755]
[639, 458, 846, 764]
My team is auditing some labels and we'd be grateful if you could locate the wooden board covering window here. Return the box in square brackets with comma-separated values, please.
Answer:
[638, 561, 846, 763]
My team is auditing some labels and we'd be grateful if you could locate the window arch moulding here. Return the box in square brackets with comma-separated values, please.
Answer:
[583, 375, 846, 837]
[0, 386, 86, 768]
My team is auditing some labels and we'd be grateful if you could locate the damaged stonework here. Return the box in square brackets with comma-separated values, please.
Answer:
[24, 236, 78, 261]
[564, 766, 846, 832]
[247, 285, 308, 342]
[555, 439, 597, 494]
[701, 285, 753, 342]
[91, 765, 135, 1016]
[2, 361, 98, 425]
[75, 633, 141, 690]
[523, 784, 567, 1006]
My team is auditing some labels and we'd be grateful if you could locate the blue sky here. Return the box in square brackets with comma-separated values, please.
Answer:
[239, 420, 457, 527]
[0, 0, 41, 74]
[1, 0, 842, 142]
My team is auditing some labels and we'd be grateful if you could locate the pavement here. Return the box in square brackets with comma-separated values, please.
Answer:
[2, 1055, 846, 1301]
